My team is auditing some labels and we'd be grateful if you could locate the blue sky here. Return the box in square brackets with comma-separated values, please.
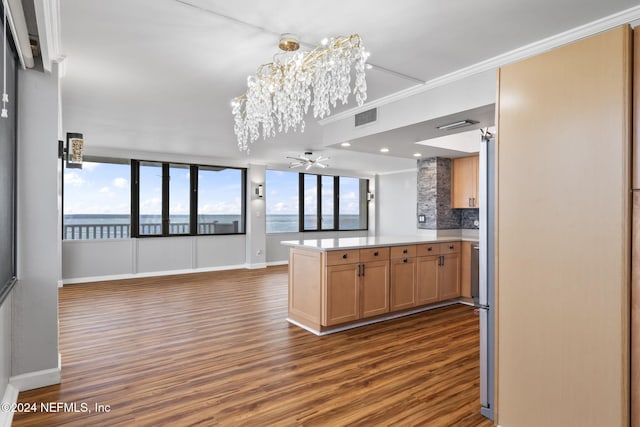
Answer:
[64, 162, 130, 215]
[65, 163, 361, 216]
[267, 170, 360, 215]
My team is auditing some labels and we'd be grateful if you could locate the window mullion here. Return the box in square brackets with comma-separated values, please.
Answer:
[190, 165, 198, 235]
[131, 160, 140, 237]
[162, 163, 170, 236]
[316, 174, 321, 230]
[298, 173, 304, 232]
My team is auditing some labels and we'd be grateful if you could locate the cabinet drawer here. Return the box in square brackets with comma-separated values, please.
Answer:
[326, 249, 359, 266]
[359, 247, 390, 263]
[439, 242, 460, 254]
[416, 243, 439, 257]
[390, 245, 416, 259]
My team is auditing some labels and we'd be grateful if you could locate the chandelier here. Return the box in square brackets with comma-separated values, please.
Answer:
[231, 33, 369, 152]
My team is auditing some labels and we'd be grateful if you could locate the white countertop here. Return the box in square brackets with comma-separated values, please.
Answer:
[281, 235, 476, 251]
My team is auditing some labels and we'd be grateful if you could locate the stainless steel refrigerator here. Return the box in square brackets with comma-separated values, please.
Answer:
[478, 130, 495, 421]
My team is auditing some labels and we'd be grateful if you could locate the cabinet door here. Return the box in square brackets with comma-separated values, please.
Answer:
[460, 241, 472, 298]
[361, 260, 390, 318]
[416, 255, 439, 305]
[324, 264, 360, 326]
[390, 257, 417, 311]
[472, 155, 480, 207]
[438, 253, 461, 300]
[451, 155, 479, 208]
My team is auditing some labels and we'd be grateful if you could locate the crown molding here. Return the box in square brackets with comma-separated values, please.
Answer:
[319, 5, 640, 126]
[34, 0, 64, 73]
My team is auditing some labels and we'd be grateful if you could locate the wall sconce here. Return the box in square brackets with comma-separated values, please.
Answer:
[255, 184, 264, 199]
[367, 191, 374, 201]
[60, 132, 84, 169]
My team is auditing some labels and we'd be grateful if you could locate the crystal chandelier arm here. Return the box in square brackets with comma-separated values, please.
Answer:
[231, 33, 368, 152]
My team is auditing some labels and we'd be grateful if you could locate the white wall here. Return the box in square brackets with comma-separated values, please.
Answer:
[13, 65, 60, 381]
[321, 70, 497, 146]
[266, 230, 369, 263]
[246, 164, 267, 268]
[376, 170, 418, 236]
[63, 235, 247, 281]
[0, 292, 11, 398]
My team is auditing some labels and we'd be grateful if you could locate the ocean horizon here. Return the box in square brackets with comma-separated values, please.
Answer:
[63, 214, 364, 238]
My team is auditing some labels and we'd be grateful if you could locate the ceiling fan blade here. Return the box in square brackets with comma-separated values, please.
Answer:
[316, 162, 328, 168]
[305, 163, 312, 170]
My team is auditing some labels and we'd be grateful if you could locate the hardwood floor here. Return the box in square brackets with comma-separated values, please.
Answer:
[13, 266, 493, 426]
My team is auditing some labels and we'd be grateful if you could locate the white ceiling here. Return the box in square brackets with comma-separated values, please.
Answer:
[59, 0, 640, 174]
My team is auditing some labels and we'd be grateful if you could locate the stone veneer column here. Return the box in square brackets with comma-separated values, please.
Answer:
[417, 157, 460, 230]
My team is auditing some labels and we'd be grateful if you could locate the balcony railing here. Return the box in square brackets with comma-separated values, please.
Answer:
[64, 221, 239, 240]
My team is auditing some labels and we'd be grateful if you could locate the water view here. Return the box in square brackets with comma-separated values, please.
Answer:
[63, 214, 364, 239]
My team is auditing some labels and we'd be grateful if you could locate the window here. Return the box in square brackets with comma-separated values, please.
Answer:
[303, 174, 318, 230]
[169, 164, 190, 235]
[63, 158, 131, 239]
[265, 170, 368, 233]
[339, 177, 367, 230]
[321, 175, 334, 229]
[265, 170, 299, 233]
[137, 161, 162, 236]
[132, 160, 245, 237]
[197, 167, 244, 234]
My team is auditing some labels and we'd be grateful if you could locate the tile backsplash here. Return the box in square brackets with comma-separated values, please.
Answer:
[417, 157, 479, 230]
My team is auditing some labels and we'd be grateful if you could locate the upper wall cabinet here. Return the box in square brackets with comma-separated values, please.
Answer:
[451, 155, 479, 208]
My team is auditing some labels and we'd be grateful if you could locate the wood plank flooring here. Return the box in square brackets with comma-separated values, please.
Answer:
[13, 266, 493, 426]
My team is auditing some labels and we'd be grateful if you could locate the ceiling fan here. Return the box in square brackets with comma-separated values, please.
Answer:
[287, 152, 329, 170]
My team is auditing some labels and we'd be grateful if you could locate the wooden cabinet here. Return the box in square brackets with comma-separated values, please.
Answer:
[460, 241, 472, 298]
[438, 252, 461, 300]
[324, 263, 360, 326]
[389, 245, 417, 311]
[451, 155, 479, 208]
[416, 242, 461, 305]
[288, 240, 461, 332]
[361, 259, 390, 318]
[323, 247, 390, 326]
[416, 254, 439, 305]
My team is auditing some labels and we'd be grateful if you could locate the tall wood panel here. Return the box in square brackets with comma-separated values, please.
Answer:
[497, 26, 630, 426]
[631, 28, 640, 427]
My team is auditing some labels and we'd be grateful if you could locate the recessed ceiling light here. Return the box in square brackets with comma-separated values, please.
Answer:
[413, 153, 422, 157]
[380, 148, 389, 153]
[341, 142, 351, 147]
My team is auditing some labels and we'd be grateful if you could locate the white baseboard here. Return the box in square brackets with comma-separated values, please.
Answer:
[266, 260, 288, 267]
[61, 263, 250, 285]
[246, 262, 268, 270]
[0, 383, 18, 427]
[9, 356, 61, 392]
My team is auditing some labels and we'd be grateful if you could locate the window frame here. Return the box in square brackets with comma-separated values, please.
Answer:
[298, 172, 368, 233]
[62, 156, 132, 240]
[131, 160, 246, 238]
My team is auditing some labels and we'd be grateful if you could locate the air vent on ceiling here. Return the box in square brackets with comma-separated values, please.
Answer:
[355, 108, 377, 127]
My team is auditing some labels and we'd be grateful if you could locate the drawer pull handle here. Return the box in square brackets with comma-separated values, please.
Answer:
[403, 249, 407, 254]
[403, 258, 408, 263]
[342, 254, 348, 259]
[427, 247, 432, 251]
[449, 245, 454, 250]
[374, 251, 379, 256]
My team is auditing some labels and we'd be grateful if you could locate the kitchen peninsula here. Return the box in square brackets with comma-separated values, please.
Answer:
[282, 236, 474, 335]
